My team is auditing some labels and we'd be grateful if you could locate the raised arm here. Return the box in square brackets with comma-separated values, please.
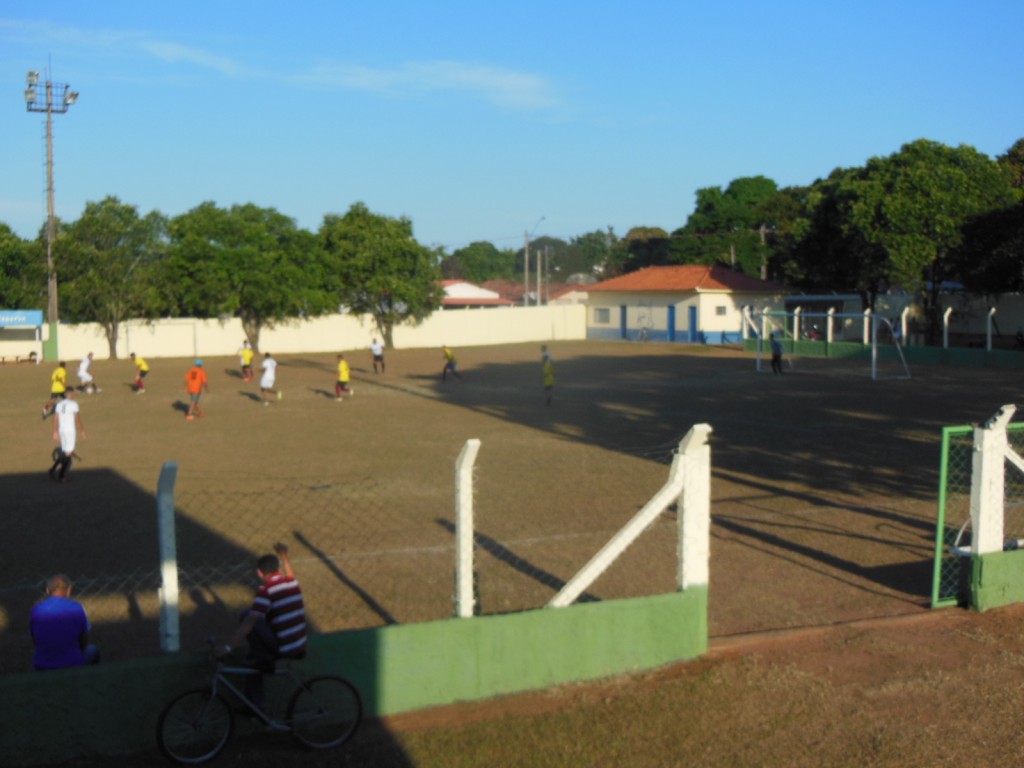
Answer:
[274, 542, 295, 579]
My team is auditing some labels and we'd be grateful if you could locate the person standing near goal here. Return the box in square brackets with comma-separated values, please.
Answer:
[770, 333, 784, 375]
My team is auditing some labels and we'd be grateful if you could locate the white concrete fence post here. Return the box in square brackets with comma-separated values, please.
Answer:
[549, 424, 713, 608]
[455, 439, 482, 618]
[678, 424, 713, 590]
[971, 406, 1016, 555]
[157, 461, 180, 652]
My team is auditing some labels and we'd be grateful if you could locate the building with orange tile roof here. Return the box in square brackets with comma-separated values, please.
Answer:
[586, 265, 787, 343]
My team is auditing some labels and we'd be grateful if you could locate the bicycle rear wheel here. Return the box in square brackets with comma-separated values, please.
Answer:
[157, 689, 233, 764]
[288, 675, 362, 749]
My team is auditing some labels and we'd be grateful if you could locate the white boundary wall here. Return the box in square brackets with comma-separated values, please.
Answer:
[53, 304, 587, 361]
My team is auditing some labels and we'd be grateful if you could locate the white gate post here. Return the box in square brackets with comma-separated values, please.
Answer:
[455, 439, 481, 618]
[157, 461, 180, 652]
[678, 424, 713, 590]
[971, 406, 1015, 555]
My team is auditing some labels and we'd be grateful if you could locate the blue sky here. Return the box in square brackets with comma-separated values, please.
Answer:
[2, 1, 1021, 253]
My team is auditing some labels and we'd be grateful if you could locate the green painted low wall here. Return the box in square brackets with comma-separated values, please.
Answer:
[743, 338, 1024, 369]
[0, 589, 707, 765]
[971, 551, 1024, 612]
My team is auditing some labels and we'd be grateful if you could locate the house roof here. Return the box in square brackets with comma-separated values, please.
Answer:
[588, 265, 787, 294]
[440, 280, 516, 307]
[443, 297, 517, 307]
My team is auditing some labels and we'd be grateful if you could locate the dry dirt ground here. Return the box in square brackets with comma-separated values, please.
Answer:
[4, 340, 1023, 765]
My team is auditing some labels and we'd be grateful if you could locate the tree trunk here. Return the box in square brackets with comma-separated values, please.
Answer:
[104, 321, 119, 359]
[241, 314, 262, 354]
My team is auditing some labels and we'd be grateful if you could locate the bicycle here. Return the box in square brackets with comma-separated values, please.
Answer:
[157, 641, 362, 764]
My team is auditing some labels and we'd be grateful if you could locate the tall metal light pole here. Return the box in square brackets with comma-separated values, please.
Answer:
[523, 216, 545, 306]
[25, 69, 78, 360]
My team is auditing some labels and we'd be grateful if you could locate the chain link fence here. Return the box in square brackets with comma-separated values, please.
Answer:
[932, 423, 1024, 607]
[2, 439, 684, 675]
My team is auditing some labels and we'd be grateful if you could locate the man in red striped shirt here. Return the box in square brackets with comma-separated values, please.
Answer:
[217, 542, 307, 709]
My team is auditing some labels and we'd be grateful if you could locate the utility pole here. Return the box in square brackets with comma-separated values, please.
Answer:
[523, 230, 530, 307]
[524, 216, 545, 307]
[25, 68, 78, 361]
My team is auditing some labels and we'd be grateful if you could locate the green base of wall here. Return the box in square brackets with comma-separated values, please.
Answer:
[0, 590, 707, 765]
[971, 551, 1024, 612]
[743, 338, 1024, 369]
[42, 324, 58, 362]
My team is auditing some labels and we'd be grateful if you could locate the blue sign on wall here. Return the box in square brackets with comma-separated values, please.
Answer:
[0, 310, 44, 327]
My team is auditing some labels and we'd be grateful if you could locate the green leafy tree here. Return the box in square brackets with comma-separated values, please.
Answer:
[788, 167, 891, 308]
[165, 202, 331, 352]
[58, 197, 167, 358]
[319, 202, 443, 349]
[998, 137, 1024, 189]
[672, 176, 778, 274]
[841, 140, 1016, 332]
[607, 226, 671, 275]
[517, 235, 568, 286]
[756, 185, 813, 283]
[441, 241, 515, 282]
[0, 223, 45, 309]
[562, 228, 617, 279]
[951, 200, 1024, 296]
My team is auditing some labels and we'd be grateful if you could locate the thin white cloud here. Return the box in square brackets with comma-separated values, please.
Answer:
[302, 60, 560, 111]
[138, 41, 245, 78]
[2, 18, 560, 110]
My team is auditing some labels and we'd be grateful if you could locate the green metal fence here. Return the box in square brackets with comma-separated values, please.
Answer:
[932, 422, 1024, 608]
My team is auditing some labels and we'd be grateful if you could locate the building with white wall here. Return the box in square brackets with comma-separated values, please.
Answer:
[586, 265, 787, 343]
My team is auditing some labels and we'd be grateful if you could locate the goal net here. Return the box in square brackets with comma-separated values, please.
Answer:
[752, 311, 911, 380]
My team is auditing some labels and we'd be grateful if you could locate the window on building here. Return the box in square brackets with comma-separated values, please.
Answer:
[594, 308, 610, 324]
[715, 306, 727, 316]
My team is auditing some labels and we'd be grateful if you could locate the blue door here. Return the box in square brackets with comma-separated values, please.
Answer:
[688, 306, 698, 343]
[620, 305, 628, 340]
[668, 306, 676, 342]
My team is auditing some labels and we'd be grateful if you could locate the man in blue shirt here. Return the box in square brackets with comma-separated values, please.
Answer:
[30, 574, 100, 671]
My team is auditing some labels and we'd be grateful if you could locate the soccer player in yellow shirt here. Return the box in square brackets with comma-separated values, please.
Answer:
[240, 342, 256, 382]
[43, 361, 68, 418]
[130, 353, 150, 394]
[542, 346, 554, 407]
[334, 354, 354, 400]
[441, 345, 464, 382]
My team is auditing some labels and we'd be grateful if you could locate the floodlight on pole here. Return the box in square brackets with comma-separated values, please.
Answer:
[523, 216, 545, 307]
[24, 68, 78, 354]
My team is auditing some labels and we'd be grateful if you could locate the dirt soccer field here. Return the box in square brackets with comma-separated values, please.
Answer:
[3, 339, 1015, 673]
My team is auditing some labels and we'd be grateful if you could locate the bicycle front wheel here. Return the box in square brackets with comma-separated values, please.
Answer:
[288, 675, 362, 749]
[157, 689, 233, 764]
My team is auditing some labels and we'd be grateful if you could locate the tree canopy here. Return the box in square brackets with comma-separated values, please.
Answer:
[2, 135, 1022, 347]
[319, 202, 443, 348]
[165, 202, 332, 352]
[58, 196, 167, 358]
[0, 223, 44, 310]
